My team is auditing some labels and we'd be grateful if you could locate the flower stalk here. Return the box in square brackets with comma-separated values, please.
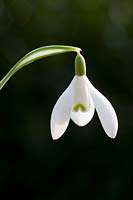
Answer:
[0, 45, 81, 90]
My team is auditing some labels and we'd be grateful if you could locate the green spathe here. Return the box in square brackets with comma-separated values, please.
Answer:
[0, 45, 81, 90]
[75, 53, 86, 76]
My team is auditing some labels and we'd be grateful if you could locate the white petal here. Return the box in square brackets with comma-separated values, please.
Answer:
[71, 92, 95, 126]
[72, 76, 91, 111]
[85, 76, 118, 138]
[50, 78, 74, 140]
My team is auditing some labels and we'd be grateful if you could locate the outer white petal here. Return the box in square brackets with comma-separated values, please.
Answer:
[71, 76, 95, 126]
[85, 76, 118, 138]
[50, 78, 74, 140]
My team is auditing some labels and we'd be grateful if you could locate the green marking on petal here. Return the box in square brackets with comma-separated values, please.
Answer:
[73, 104, 87, 112]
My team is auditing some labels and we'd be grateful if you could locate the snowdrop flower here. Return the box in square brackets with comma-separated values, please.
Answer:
[51, 53, 118, 140]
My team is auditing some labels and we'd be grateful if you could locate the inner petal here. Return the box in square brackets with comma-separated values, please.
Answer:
[70, 76, 95, 126]
[72, 76, 91, 111]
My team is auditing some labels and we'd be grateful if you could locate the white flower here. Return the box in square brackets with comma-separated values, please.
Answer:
[50, 54, 118, 140]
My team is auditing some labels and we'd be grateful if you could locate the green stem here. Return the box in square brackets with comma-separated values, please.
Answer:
[0, 45, 81, 90]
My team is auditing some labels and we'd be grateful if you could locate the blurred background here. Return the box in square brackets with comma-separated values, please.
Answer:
[0, 0, 133, 199]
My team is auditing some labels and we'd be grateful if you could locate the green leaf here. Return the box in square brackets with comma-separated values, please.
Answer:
[0, 45, 81, 90]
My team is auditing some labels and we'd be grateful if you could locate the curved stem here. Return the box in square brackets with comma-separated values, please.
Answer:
[0, 45, 81, 90]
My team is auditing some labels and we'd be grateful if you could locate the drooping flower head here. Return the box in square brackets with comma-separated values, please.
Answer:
[51, 53, 118, 140]
[0, 45, 118, 141]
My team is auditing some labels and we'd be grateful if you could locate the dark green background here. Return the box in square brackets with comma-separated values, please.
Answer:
[0, 0, 132, 199]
